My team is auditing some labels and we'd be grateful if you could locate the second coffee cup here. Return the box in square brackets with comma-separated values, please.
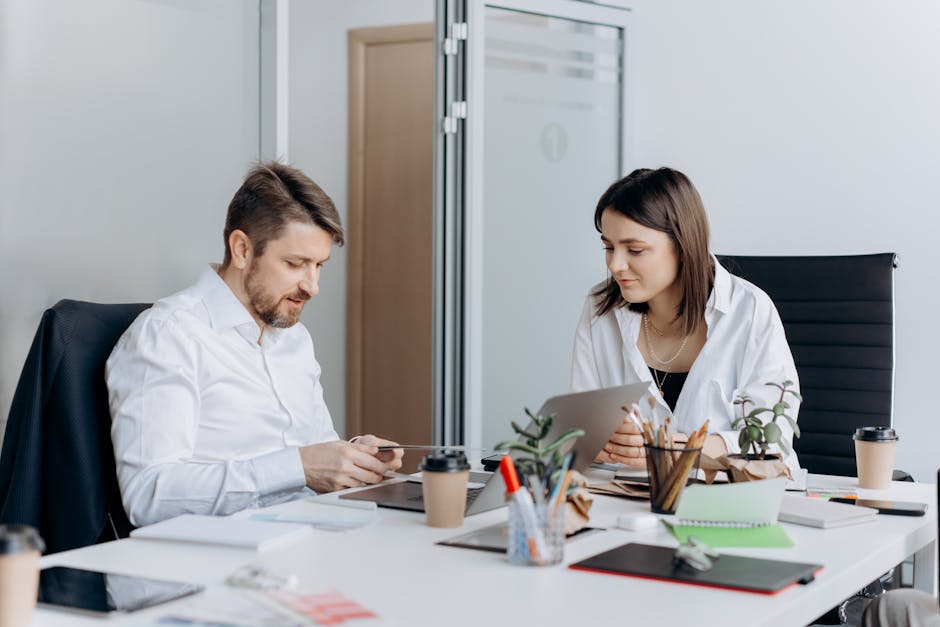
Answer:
[853, 426, 898, 489]
[0, 524, 45, 627]
[421, 451, 470, 528]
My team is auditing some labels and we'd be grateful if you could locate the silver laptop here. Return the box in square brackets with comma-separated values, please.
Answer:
[339, 382, 649, 515]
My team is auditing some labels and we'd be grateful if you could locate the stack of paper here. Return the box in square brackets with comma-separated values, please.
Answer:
[778, 495, 878, 528]
[130, 514, 310, 551]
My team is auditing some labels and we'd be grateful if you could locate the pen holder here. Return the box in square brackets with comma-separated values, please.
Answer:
[507, 494, 564, 566]
[644, 444, 702, 515]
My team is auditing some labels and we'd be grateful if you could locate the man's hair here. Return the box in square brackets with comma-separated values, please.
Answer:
[591, 167, 714, 336]
[221, 162, 344, 268]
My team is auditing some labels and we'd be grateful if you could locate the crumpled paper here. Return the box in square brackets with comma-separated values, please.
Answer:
[718, 454, 792, 483]
[563, 471, 593, 535]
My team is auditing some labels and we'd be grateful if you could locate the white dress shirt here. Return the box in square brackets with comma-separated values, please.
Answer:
[570, 258, 801, 473]
[107, 266, 339, 526]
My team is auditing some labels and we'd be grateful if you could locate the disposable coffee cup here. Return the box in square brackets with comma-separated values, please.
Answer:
[420, 451, 470, 528]
[0, 525, 44, 627]
[853, 427, 898, 489]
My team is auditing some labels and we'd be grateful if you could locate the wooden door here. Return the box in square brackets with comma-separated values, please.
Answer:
[347, 23, 434, 471]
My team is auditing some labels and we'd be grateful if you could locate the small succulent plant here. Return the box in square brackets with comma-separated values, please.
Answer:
[731, 380, 803, 459]
[494, 408, 585, 492]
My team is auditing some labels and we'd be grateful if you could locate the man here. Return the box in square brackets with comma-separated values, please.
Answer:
[107, 162, 402, 527]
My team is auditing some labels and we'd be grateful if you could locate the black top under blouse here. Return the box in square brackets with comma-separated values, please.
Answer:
[648, 367, 689, 413]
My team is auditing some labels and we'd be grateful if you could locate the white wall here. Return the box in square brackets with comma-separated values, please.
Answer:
[288, 0, 434, 438]
[0, 0, 261, 430]
[627, 0, 940, 480]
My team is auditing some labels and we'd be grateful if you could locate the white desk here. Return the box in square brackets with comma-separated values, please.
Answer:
[36, 474, 936, 627]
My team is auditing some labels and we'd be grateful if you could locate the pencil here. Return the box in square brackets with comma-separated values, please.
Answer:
[553, 470, 573, 506]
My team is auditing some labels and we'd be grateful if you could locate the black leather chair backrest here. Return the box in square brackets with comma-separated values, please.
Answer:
[716, 254, 897, 477]
[0, 300, 149, 552]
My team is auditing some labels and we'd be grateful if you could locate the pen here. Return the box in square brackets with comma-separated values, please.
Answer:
[548, 451, 574, 504]
[528, 474, 546, 512]
[553, 470, 573, 507]
[373, 445, 484, 451]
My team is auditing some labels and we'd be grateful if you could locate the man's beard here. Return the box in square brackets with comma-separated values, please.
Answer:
[244, 262, 310, 328]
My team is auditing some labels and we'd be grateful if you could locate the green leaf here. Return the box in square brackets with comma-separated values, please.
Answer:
[782, 379, 794, 387]
[738, 429, 750, 449]
[510, 421, 539, 440]
[764, 422, 782, 444]
[747, 408, 769, 419]
[539, 415, 554, 439]
[788, 390, 804, 402]
[766, 382, 783, 391]
[784, 415, 801, 438]
[745, 416, 762, 427]
[773, 402, 790, 415]
[747, 425, 762, 443]
[731, 417, 743, 429]
[542, 429, 586, 455]
[494, 441, 541, 456]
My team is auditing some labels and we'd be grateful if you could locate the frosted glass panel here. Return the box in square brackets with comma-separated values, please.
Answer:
[480, 8, 622, 450]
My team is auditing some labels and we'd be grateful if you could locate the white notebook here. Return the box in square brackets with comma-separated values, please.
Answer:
[130, 514, 310, 551]
[778, 495, 878, 528]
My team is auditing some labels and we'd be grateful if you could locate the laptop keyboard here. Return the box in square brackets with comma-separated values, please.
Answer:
[406, 486, 485, 508]
[465, 486, 484, 506]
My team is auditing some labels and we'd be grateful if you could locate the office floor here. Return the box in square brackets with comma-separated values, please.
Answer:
[807, 596, 869, 626]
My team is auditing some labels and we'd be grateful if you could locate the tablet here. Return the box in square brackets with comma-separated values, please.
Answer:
[39, 566, 203, 616]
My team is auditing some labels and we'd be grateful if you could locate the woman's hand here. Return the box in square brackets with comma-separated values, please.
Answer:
[595, 418, 647, 467]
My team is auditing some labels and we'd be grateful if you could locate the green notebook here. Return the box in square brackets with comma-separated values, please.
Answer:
[666, 478, 793, 548]
[666, 521, 793, 548]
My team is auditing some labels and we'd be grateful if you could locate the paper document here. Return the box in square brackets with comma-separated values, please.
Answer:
[130, 514, 310, 551]
[251, 499, 378, 531]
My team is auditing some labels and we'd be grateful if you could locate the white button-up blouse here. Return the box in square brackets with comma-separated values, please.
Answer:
[570, 259, 801, 473]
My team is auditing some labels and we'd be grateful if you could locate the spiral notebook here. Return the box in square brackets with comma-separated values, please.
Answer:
[666, 477, 792, 547]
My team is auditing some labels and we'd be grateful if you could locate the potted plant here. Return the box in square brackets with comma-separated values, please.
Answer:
[494, 408, 585, 488]
[494, 408, 586, 565]
[726, 380, 802, 481]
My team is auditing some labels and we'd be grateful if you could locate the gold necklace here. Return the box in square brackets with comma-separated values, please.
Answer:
[643, 313, 690, 366]
[650, 366, 669, 400]
[647, 315, 666, 337]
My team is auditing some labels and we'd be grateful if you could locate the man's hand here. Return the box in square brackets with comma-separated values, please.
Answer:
[299, 435, 402, 493]
[355, 434, 404, 470]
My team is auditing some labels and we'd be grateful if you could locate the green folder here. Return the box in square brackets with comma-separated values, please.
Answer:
[666, 522, 794, 548]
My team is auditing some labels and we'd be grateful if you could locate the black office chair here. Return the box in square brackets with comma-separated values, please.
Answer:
[716, 253, 903, 478]
[0, 300, 149, 603]
[717, 254, 908, 625]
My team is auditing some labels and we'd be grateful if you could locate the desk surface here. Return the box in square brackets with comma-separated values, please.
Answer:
[36, 474, 937, 627]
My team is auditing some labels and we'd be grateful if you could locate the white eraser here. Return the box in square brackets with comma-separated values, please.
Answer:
[617, 512, 659, 531]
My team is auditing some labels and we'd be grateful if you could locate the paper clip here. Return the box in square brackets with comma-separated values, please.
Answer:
[672, 536, 719, 572]
[226, 564, 298, 591]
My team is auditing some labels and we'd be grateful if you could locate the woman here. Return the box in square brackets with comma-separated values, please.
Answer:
[570, 167, 800, 473]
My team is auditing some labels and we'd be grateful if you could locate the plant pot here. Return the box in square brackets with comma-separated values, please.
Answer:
[721, 453, 790, 482]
